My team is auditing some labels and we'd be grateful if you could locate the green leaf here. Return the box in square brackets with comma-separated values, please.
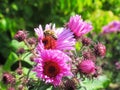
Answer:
[3, 52, 18, 71]
[22, 52, 34, 66]
[80, 75, 110, 90]
[0, 18, 7, 31]
[23, 67, 36, 79]
[10, 40, 27, 50]
[11, 3, 18, 11]
[11, 60, 32, 71]
[0, 82, 6, 90]
[38, 84, 51, 90]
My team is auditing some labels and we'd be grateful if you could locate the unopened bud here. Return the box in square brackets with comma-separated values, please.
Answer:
[82, 51, 96, 61]
[27, 37, 37, 45]
[94, 43, 106, 57]
[16, 68, 23, 75]
[14, 30, 27, 42]
[30, 55, 35, 62]
[2, 72, 15, 84]
[17, 48, 25, 54]
[81, 37, 91, 46]
[18, 85, 24, 90]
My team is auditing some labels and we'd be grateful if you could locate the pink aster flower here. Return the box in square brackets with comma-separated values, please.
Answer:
[67, 15, 93, 37]
[78, 60, 96, 75]
[34, 24, 75, 51]
[33, 50, 72, 86]
[102, 21, 120, 34]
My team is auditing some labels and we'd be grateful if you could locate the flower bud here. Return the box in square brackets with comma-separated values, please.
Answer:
[18, 85, 24, 90]
[16, 68, 23, 75]
[2, 72, 15, 84]
[17, 48, 25, 55]
[78, 60, 96, 75]
[30, 56, 35, 62]
[14, 30, 27, 42]
[82, 51, 96, 61]
[94, 43, 106, 57]
[27, 37, 37, 45]
[81, 37, 91, 46]
[23, 78, 29, 85]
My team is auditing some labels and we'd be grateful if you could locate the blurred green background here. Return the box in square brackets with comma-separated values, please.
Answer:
[0, 0, 120, 90]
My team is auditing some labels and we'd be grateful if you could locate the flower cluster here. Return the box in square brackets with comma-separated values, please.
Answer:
[2, 14, 106, 90]
[32, 14, 106, 88]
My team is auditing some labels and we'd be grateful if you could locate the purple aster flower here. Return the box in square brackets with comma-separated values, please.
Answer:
[34, 24, 75, 51]
[67, 15, 93, 37]
[102, 21, 120, 33]
[33, 50, 72, 86]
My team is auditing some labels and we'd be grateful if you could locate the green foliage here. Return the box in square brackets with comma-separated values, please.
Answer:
[81, 75, 110, 90]
[90, 10, 119, 34]
[3, 52, 18, 71]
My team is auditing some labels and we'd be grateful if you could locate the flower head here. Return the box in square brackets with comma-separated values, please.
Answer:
[67, 15, 93, 37]
[78, 60, 96, 75]
[33, 50, 72, 86]
[102, 21, 120, 34]
[35, 24, 75, 51]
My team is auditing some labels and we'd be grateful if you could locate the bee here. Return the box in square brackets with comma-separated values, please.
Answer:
[44, 30, 57, 39]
